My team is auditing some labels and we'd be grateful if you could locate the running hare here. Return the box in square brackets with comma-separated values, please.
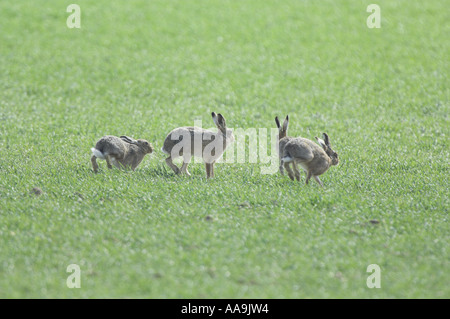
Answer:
[91, 135, 153, 173]
[162, 112, 234, 178]
[275, 116, 339, 186]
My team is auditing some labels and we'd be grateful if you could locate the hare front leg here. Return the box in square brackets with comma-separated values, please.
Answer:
[305, 171, 312, 185]
[205, 163, 212, 178]
[91, 156, 99, 173]
[180, 163, 191, 176]
[165, 156, 180, 175]
[314, 176, 324, 187]
[181, 156, 191, 176]
[131, 157, 144, 171]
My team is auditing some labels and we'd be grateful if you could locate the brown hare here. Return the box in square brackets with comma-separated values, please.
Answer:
[91, 135, 153, 173]
[275, 115, 339, 186]
[162, 112, 235, 178]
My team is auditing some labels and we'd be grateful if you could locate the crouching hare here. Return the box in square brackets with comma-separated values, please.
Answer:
[275, 115, 339, 186]
[91, 135, 153, 173]
[162, 112, 235, 178]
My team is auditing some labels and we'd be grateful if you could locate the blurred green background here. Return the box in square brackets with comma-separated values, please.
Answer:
[0, 0, 448, 298]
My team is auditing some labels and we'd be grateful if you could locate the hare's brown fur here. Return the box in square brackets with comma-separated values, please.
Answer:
[91, 135, 153, 173]
[162, 112, 234, 178]
[275, 116, 339, 186]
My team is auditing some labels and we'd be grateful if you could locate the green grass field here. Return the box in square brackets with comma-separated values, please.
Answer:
[0, 0, 448, 298]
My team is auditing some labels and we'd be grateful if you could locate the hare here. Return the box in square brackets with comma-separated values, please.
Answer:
[162, 112, 235, 178]
[275, 115, 339, 186]
[91, 135, 153, 173]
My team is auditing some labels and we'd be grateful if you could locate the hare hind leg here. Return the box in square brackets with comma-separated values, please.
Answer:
[279, 159, 285, 175]
[210, 161, 216, 178]
[292, 161, 301, 181]
[280, 156, 293, 177]
[91, 156, 99, 173]
[105, 155, 114, 169]
[283, 162, 295, 181]
[110, 156, 123, 169]
[165, 156, 181, 175]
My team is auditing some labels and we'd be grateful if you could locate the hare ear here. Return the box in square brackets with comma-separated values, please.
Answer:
[315, 136, 328, 150]
[275, 116, 281, 129]
[217, 113, 226, 127]
[120, 136, 137, 145]
[212, 112, 218, 126]
[282, 115, 289, 131]
[212, 112, 226, 132]
[322, 133, 330, 146]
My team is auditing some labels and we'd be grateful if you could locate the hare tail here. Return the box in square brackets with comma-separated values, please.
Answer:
[161, 147, 169, 155]
[91, 148, 106, 160]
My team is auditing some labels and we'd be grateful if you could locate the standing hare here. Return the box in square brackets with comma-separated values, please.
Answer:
[162, 112, 235, 178]
[275, 115, 339, 186]
[91, 135, 153, 173]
